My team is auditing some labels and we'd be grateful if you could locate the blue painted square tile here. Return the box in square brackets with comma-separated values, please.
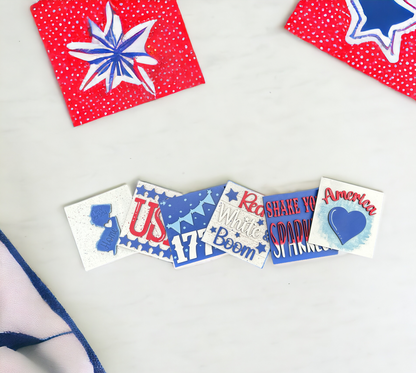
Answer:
[264, 188, 338, 264]
[159, 185, 227, 268]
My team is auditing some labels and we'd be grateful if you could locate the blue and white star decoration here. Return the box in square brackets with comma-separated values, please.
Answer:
[346, 0, 416, 63]
[135, 184, 167, 201]
[67, 2, 157, 94]
[225, 188, 239, 202]
[118, 234, 169, 258]
[117, 234, 171, 258]
[117, 181, 182, 262]
[256, 243, 266, 254]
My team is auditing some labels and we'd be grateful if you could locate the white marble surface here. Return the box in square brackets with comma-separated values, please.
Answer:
[1, 0, 416, 372]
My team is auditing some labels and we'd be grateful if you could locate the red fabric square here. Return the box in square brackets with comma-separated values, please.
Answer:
[31, 0, 205, 126]
[286, 0, 416, 101]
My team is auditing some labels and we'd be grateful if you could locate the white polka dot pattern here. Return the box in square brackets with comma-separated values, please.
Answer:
[31, 0, 205, 126]
[285, 0, 416, 100]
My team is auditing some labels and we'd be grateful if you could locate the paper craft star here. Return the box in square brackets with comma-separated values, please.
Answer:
[119, 235, 130, 246]
[162, 249, 171, 258]
[67, 2, 157, 93]
[146, 189, 158, 200]
[225, 189, 238, 202]
[210, 227, 217, 233]
[235, 232, 240, 238]
[158, 192, 168, 202]
[256, 243, 266, 254]
[135, 185, 148, 197]
[130, 238, 140, 249]
[346, 0, 416, 62]
[257, 219, 264, 226]
[151, 245, 162, 256]
[360, 0, 413, 36]
[141, 242, 151, 253]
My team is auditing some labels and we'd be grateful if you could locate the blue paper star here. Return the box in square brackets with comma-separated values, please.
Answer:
[256, 243, 266, 254]
[257, 219, 264, 226]
[235, 232, 240, 238]
[147, 189, 158, 200]
[210, 227, 217, 233]
[119, 235, 130, 246]
[226, 189, 238, 202]
[162, 249, 171, 258]
[67, 2, 157, 94]
[130, 238, 140, 249]
[346, 0, 416, 63]
[135, 185, 148, 197]
[360, 0, 413, 37]
[158, 191, 168, 202]
[141, 241, 151, 253]
[151, 245, 162, 256]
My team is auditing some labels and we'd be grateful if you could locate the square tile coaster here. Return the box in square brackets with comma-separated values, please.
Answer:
[309, 178, 384, 258]
[202, 181, 270, 268]
[65, 185, 134, 270]
[264, 188, 338, 264]
[117, 181, 181, 262]
[159, 184, 227, 268]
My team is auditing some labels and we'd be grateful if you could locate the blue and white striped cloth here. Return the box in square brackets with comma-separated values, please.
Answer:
[0, 230, 105, 372]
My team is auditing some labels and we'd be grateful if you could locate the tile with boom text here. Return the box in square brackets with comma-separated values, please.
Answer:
[117, 181, 181, 262]
[264, 188, 338, 264]
[202, 181, 270, 268]
[159, 185, 227, 268]
[65, 185, 134, 270]
[309, 178, 384, 258]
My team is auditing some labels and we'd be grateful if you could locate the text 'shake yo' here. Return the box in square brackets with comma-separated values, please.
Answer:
[159, 185, 227, 268]
[64, 185, 134, 270]
[118, 181, 181, 262]
[31, 0, 204, 126]
[309, 178, 384, 258]
[264, 188, 338, 264]
[202, 181, 270, 268]
[286, 0, 416, 101]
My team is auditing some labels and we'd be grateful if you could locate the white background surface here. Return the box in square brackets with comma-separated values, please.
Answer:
[1, 0, 415, 372]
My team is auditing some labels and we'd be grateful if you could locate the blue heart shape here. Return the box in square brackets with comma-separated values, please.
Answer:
[328, 207, 366, 245]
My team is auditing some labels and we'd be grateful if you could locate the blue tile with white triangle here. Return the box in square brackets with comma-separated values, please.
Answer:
[159, 184, 227, 268]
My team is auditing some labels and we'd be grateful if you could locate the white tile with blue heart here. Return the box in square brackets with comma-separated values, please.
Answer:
[308, 177, 384, 258]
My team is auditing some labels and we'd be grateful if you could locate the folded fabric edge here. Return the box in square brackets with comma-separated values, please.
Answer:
[0, 229, 106, 373]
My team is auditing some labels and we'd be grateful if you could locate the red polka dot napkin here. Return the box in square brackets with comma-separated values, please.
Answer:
[31, 0, 204, 127]
[286, 0, 416, 100]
